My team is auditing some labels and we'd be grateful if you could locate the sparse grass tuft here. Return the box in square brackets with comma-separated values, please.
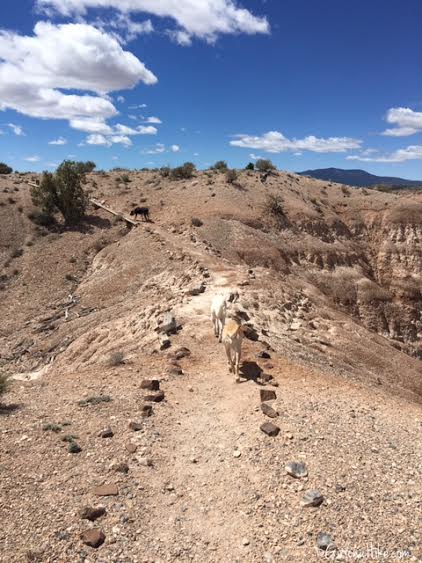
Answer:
[108, 351, 125, 366]
[191, 217, 203, 227]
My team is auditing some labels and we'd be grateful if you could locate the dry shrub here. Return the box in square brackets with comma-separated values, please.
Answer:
[308, 266, 361, 306]
[0, 370, 10, 399]
[191, 217, 203, 227]
[263, 194, 288, 229]
[108, 351, 124, 366]
[226, 169, 238, 184]
[389, 204, 422, 225]
[357, 278, 391, 302]
[392, 276, 421, 300]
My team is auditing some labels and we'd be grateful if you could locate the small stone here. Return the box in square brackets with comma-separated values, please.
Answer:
[141, 404, 153, 417]
[68, 442, 82, 454]
[81, 529, 105, 549]
[260, 422, 280, 437]
[159, 337, 171, 351]
[317, 533, 335, 551]
[261, 402, 278, 418]
[242, 537, 250, 546]
[260, 389, 276, 402]
[140, 379, 160, 391]
[158, 312, 177, 335]
[98, 428, 113, 438]
[335, 484, 346, 493]
[174, 347, 191, 360]
[187, 283, 205, 296]
[93, 484, 119, 496]
[257, 351, 271, 359]
[80, 506, 106, 521]
[233, 450, 241, 458]
[126, 443, 137, 454]
[129, 421, 142, 431]
[112, 462, 129, 474]
[285, 461, 308, 478]
[144, 390, 165, 403]
[167, 366, 183, 376]
[302, 490, 324, 507]
[137, 456, 153, 467]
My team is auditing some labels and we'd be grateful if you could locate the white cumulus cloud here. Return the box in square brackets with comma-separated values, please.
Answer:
[144, 116, 162, 124]
[170, 144, 180, 152]
[0, 21, 157, 131]
[36, 0, 270, 44]
[347, 145, 422, 163]
[7, 123, 25, 135]
[231, 131, 362, 153]
[48, 136, 67, 145]
[24, 155, 40, 162]
[382, 107, 422, 137]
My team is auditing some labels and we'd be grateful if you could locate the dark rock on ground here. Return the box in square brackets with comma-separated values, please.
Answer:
[302, 490, 324, 507]
[113, 462, 129, 474]
[80, 506, 106, 521]
[257, 351, 271, 359]
[260, 389, 276, 402]
[81, 529, 105, 549]
[159, 337, 171, 351]
[98, 428, 114, 438]
[144, 390, 165, 403]
[174, 347, 191, 360]
[261, 402, 278, 418]
[140, 379, 160, 391]
[141, 404, 153, 417]
[129, 421, 142, 431]
[157, 312, 177, 335]
[260, 422, 280, 437]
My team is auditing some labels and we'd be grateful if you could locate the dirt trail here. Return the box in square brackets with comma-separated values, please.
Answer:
[132, 225, 278, 559]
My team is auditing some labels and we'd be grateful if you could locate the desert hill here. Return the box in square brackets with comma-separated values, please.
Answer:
[0, 168, 421, 561]
[298, 167, 422, 188]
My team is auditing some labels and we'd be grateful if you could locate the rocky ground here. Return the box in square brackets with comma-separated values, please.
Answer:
[0, 169, 421, 562]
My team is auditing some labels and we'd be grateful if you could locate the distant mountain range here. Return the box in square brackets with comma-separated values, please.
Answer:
[298, 168, 422, 188]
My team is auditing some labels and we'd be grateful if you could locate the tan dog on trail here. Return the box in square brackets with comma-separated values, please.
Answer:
[222, 318, 245, 382]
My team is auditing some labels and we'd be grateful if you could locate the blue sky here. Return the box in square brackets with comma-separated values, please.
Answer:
[2, 0, 422, 178]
